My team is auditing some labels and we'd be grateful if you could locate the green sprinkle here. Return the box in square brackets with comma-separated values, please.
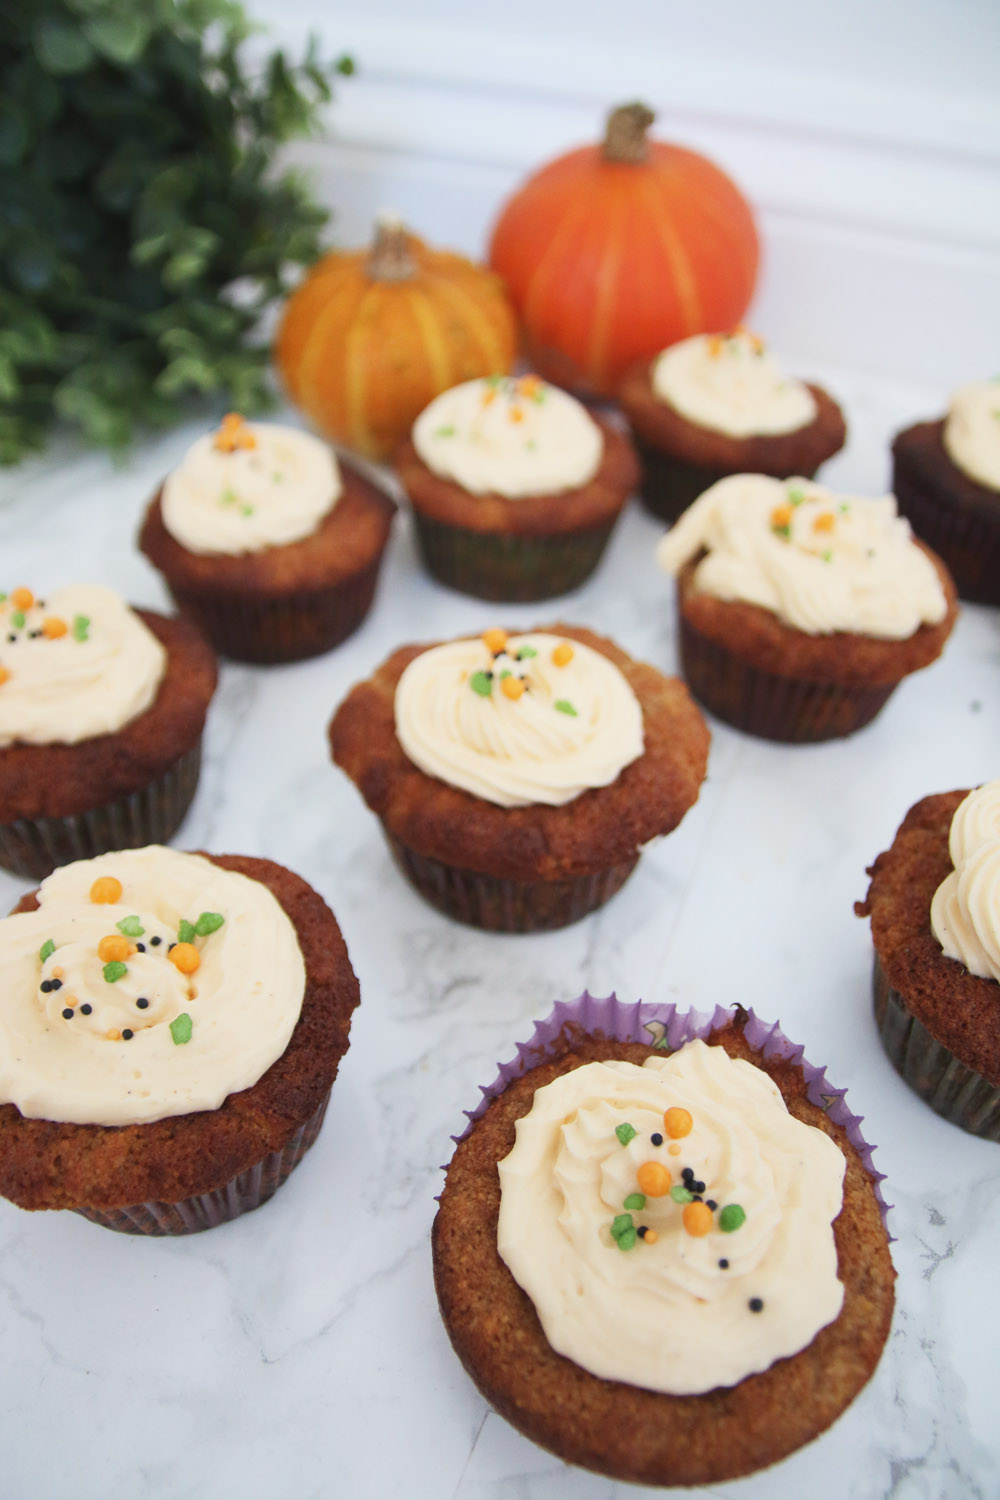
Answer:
[616, 1226, 637, 1251]
[272, 471, 284, 482]
[116, 916, 144, 937]
[670, 1184, 694, 1204]
[103, 961, 127, 983]
[610, 1212, 634, 1240]
[524, 439, 538, 450]
[239, 504, 254, 517]
[720, 1203, 746, 1233]
[623, 1193, 646, 1212]
[433, 424, 456, 438]
[787, 487, 806, 505]
[195, 911, 224, 936]
[178, 919, 196, 944]
[486, 373, 504, 388]
[516, 645, 537, 659]
[615, 1122, 637, 1146]
[554, 699, 578, 717]
[499, 669, 512, 680]
[220, 486, 238, 506]
[821, 549, 833, 563]
[72, 615, 90, 642]
[170, 1013, 193, 1045]
[838, 502, 850, 513]
[39, 938, 55, 963]
[771, 523, 791, 541]
[469, 671, 492, 697]
[11, 611, 24, 628]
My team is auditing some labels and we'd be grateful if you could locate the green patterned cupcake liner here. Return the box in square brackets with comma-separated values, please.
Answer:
[412, 514, 618, 602]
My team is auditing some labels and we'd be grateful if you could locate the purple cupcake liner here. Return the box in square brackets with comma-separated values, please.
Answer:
[0, 740, 203, 882]
[384, 834, 639, 933]
[678, 610, 896, 743]
[73, 1089, 331, 1235]
[459, 991, 891, 1233]
[411, 514, 618, 602]
[872, 956, 1000, 1140]
[892, 467, 1000, 607]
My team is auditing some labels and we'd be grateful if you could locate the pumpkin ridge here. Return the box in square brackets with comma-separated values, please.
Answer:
[584, 180, 631, 390]
[426, 276, 513, 373]
[296, 271, 371, 437]
[639, 172, 702, 337]
[278, 260, 362, 403]
[343, 283, 386, 457]
[521, 189, 604, 344]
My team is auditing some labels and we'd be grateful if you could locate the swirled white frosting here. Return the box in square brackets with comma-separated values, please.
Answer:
[394, 632, 644, 808]
[942, 379, 1000, 492]
[0, 847, 306, 1126]
[497, 1040, 846, 1395]
[411, 377, 604, 497]
[651, 331, 817, 437]
[930, 781, 1000, 982]
[657, 474, 949, 639]
[0, 585, 167, 747]
[161, 421, 341, 554]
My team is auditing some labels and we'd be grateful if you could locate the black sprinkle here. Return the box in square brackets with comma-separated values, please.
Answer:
[749, 1297, 764, 1313]
[7, 634, 15, 643]
[718, 1258, 729, 1269]
[691, 1180, 706, 1194]
[681, 1167, 694, 1181]
[80, 1004, 92, 1015]
[61, 1008, 74, 1020]
[136, 998, 149, 1009]
[122, 1029, 133, 1040]
[706, 1200, 718, 1211]
[50, 978, 62, 991]
[637, 1226, 648, 1239]
[136, 943, 146, 953]
[692, 1195, 704, 1203]
[167, 942, 176, 952]
[650, 1132, 663, 1146]
[150, 936, 162, 946]
[37, 600, 45, 608]
[28, 629, 41, 639]
[40, 980, 53, 993]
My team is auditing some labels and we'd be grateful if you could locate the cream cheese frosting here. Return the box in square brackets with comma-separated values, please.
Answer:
[942, 379, 1000, 492]
[394, 630, 644, 808]
[657, 474, 949, 639]
[161, 416, 341, 555]
[651, 330, 817, 438]
[0, 585, 166, 747]
[411, 376, 604, 497]
[930, 781, 1000, 982]
[497, 1040, 846, 1396]
[0, 847, 306, 1126]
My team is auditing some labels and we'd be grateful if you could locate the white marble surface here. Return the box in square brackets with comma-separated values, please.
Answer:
[0, 368, 998, 1500]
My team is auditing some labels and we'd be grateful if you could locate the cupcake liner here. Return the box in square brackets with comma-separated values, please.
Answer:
[892, 469, 1000, 607]
[678, 610, 896, 743]
[73, 1089, 331, 1235]
[167, 561, 384, 665]
[872, 956, 1000, 1140]
[411, 514, 618, 602]
[0, 741, 203, 882]
[634, 442, 821, 525]
[384, 834, 639, 933]
[459, 991, 891, 1231]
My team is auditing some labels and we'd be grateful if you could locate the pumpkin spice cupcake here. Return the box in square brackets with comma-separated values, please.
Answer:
[434, 994, 895, 1486]
[0, 845, 360, 1233]
[892, 377, 1000, 605]
[329, 624, 709, 931]
[395, 375, 639, 601]
[0, 584, 216, 879]
[619, 328, 846, 521]
[657, 474, 957, 742]
[140, 414, 395, 663]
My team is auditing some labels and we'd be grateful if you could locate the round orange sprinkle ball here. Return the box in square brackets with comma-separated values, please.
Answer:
[97, 934, 130, 964]
[482, 628, 508, 654]
[0, 667, 10, 687]
[770, 505, 793, 529]
[169, 942, 201, 975]
[501, 675, 525, 701]
[90, 876, 122, 905]
[664, 1106, 693, 1139]
[10, 587, 34, 610]
[636, 1161, 671, 1197]
[642, 1228, 659, 1245]
[42, 616, 68, 639]
[813, 512, 836, 533]
[683, 1201, 713, 1237]
[552, 642, 574, 667]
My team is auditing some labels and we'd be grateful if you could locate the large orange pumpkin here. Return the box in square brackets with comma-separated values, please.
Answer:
[275, 217, 518, 462]
[488, 103, 759, 399]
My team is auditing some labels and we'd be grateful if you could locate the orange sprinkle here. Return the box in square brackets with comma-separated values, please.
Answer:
[812, 512, 836, 534]
[213, 412, 256, 453]
[517, 374, 543, 398]
[106, 1028, 122, 1042]
[90, 876, 122, 905]
[501, 675, 525, 701]
[552, 642, 574, 668]
[636, 1161, 672, 1197]
[0, 667, 9, 687]
[707, 334, 725, 358]
[51, 966, 64, 980]
[482, 628, 508, 654]
[668, 1143, 682, 1157]
[97, 934, 130, 964]
[42, 616, 68, 639]
[64, 995, 78, 1008]
[770, 505, 793, 530]
[481, 387, 497, 407]
[749, 333, 765, 355]
[10, 587, 33, 611]
[169, 942, 200, 975]
[509, 405, 525, 424]
[642, 1228, 659, 1245]
[683, 1201, 713, 1237]
[664, 1106, 693, 1139]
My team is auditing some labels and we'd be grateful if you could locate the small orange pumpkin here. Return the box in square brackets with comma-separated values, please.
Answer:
[488, 103, 759, 398]
[275, 217, 518, 461]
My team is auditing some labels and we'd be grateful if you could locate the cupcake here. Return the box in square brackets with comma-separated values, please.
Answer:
[433, 995, 895, 1487]
[619, 328, 847, 522]
[892, 378, 1000, 605]
[329, 625, 709, 932]
[657, 474, 957, 742]
[394, 375, 639, 601]
[0, 584, 217, 880]
[857, 782, 1000, 1139]
[0, 845, 360, 1233]
[139, 414, 395, 663]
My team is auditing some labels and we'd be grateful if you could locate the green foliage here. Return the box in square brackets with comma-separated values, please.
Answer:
[0, 0, 352, 463]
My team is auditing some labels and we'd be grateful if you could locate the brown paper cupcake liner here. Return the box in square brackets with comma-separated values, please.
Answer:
[0, 740, 203, 882]
[892, 470, 1000, 607]
[167, 560, 385, 665]
[872, 955, 1000, 1140]
[678, 611, 896, 742]
[411, 514, 618, 602]
[384, 833, 639, 933]
[73, 1089, 331, 1235]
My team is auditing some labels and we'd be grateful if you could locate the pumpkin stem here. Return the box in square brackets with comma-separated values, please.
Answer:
[367, 212, 416, 282]
[602, 102, 655, 165]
